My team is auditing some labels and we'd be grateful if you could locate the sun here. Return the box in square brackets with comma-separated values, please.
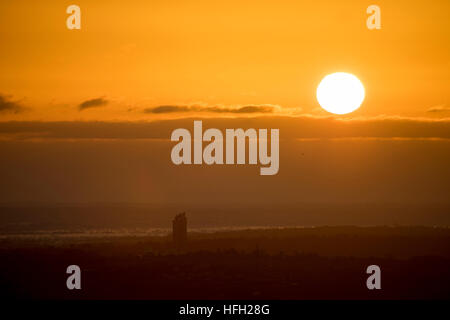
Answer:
[316, 72, 365, 115]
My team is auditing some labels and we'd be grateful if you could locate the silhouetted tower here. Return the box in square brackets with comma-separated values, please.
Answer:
[172, 212, 187, 248]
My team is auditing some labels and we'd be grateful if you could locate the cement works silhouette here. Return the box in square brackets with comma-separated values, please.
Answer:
[173, 212, 187, 249]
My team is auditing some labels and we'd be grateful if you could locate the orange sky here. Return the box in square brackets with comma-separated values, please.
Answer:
[0, 0, 449, 121]
[0, 1, 449, 210]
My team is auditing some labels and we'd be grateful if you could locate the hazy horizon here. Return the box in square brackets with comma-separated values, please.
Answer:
[1, 202, 449, 234]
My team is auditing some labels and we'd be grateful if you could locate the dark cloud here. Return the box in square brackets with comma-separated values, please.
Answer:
[146, 105, 191, 114]
[229, 106, 274, 113]
[0, 94, 25, 114]
[144, 104, 277, 114]
[79, 97, 109, 111]
[427, 105, 450, 113]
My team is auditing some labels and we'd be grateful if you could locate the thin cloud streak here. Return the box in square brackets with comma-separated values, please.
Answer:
[144, 104, 279, 114]
[427, 105, 450, 113]
[79, 97, 109, 111]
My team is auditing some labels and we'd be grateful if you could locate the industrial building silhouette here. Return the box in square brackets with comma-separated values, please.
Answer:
[172, 212, 187, 248]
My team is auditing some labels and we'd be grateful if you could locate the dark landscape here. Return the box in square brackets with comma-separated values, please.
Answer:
[1, 221, 449, 300]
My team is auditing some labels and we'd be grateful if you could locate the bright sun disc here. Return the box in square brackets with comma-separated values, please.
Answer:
[316, 72, 365, 115]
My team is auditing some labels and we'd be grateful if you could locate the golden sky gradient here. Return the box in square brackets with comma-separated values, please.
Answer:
[0, 0, 449, 121]
[0, 1, 449, 209]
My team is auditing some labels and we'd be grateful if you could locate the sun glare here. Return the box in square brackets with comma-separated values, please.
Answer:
[316, 72, 365, 115]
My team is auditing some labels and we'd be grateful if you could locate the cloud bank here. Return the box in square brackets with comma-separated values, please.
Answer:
[0, 115, 449, 141]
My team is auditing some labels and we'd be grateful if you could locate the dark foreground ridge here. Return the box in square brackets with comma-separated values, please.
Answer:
[0, 226, 449, 299]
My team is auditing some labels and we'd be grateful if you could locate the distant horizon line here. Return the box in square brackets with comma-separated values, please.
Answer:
[1, 201, 450, 207]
